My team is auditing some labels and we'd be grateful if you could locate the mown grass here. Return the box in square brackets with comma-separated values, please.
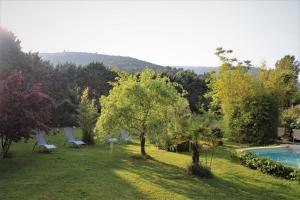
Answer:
[0, 129, 299, 200]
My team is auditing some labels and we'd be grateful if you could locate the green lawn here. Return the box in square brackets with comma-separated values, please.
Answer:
[0, 129, 299, 200]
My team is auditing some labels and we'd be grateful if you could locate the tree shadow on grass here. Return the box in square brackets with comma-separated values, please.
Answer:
[1, 140, 298, 200]
[118, 145, 299, 200]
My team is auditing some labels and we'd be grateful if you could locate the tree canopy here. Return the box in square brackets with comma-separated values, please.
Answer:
[0, 70, 54, 158]
[208, 48, 283, 144]
[77, 88, 98, 144]
[95, 69, 190, 156]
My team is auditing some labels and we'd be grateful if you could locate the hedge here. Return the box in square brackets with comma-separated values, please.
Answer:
[232, 151, 300, 181]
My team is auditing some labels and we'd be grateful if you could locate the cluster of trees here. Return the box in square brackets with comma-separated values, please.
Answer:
[50, 62, 117, 126]
[208, 48, 299, 144]
[0, 27, 117, 127]
[94, 69, 217, 177]
[0, 27, 210, 158]
[162, 68, 209, 113]
[0, 27, 209, 128]
[1, 26, 299, 163]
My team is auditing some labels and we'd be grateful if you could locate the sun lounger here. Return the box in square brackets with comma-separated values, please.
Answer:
[105, 135, 119, 143]
[33, 130, 56, 152]
[63, 127, 86, 146]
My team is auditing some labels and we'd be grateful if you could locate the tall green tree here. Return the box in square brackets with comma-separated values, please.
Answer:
[95, 69, 190, 156]
[260, 55, 299, 108]
[77, 88, 98, 144]
[208, 47, 280, 144]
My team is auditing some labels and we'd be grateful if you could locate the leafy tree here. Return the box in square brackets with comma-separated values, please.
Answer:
[152, 98, 192, 151]
[173, 70, 209, 113]
[77, 88, 98, 144]
[49, 63, 79, 126]
[0, 70, 53, 158]
[259, 55, 299, 108]
[0, 27, 24, 73]
[76, 62, 117, 100]
[0, 27, 53, 93]
[208, 47, 280, 144]
[0, 28, 117, 127]
[186, 114, 217, 178]
[162, 68, 209, 113]
[275, 55, 299, 80]
[95, 69, 190, 156]
[51, 62, 117, 127]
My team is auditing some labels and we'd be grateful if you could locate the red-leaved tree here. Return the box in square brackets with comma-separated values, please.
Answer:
[0, 70, 54, 158]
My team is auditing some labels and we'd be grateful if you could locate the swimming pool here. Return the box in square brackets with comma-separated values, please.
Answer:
[248, 147, 300, 168]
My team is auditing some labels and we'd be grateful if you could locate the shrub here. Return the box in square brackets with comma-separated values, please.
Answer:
[187, 163, 213, 178]
[237, 151, 300, 181]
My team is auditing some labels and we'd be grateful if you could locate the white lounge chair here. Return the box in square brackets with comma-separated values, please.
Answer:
[33, 130, 57, 152]
[120, 128, 134, 143]
[63, 127, 86, 146]
[105, 135, 119, 143]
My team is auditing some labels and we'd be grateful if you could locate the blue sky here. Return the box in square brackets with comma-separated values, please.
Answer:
[1, 0, 299, 67]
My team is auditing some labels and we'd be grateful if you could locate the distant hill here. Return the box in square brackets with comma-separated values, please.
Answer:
[172, 66, 217, 74]
[39, 52, 164, 72]
[40, 52, 300, 87]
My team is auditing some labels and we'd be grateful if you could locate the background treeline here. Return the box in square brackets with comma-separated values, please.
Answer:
[2, 27, 300, 146]
[0, 27, 209, 127]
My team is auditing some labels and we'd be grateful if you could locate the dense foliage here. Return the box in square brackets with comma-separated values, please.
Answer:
[259, 56, 299, 109]
[2, 27, 300, 148]
[95, 69, 191, 156]
[1, 27, 209, 127]
[163, 68, 209, 113]
[235, 152, 300, 181]
[77, 88, 98, 144]
[49, 62, 118, 126]
[0, 27, 117, 127]
[208, 47, 299, 144]
[0, 70, 53, 158]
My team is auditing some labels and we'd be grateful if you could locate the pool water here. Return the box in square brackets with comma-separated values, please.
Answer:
[248, 147, 300, 168]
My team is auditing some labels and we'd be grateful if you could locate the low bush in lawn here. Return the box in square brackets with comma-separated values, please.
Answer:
[233, 151, 300, 181]
[187, 163, 213, 178]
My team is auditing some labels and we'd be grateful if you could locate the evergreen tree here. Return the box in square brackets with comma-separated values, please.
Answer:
[77, 88, 98, 144]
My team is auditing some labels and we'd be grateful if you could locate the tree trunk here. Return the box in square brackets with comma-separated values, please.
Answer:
[140, 134, 146, 156]
[191, 141, 200, 166]
[1, 137, 12, 159]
